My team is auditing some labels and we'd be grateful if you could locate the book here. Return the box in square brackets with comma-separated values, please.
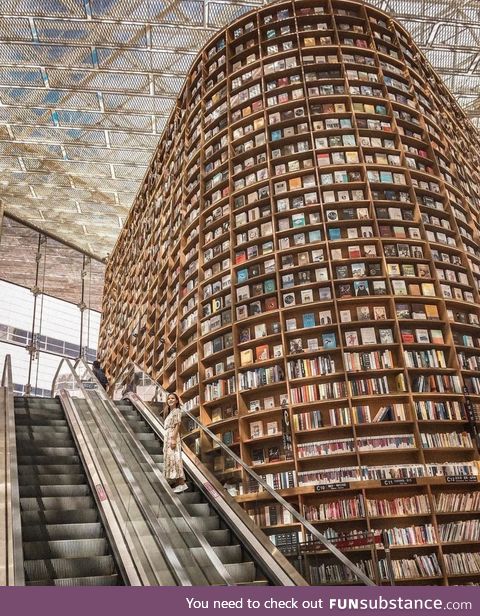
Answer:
[256, 344, 270, 361]
[345, 331, 359, 346]
[373, 306, 387, 320]
[264, 396, 275, 409]
[286, 318, 297, 331]
[319, 310, 333, 325]
[425, 304, 439, 320]
[273, 344, 283, 358]
[422, 283, 435, 296]
[430, 329, 444, 344]
[360, 327, 376, 345]
[379, 328, 394, 344]
[354, 280, 370, 296]
[348, 245, 361, 258]
[357, 306, 370, 321]
[250, 421, 263, 439]
[302, 313, 316, 328]
[301, 289, 314, 303]
[372, 406, 393, 422]
[267, 420, 279, 435]
[265, 296, 278, 311]
[252, 448, 265, 464]
[211, 407, 223, 422]
[322, 332, 337, 349]
[392, 280, 407, 296]
[415, 329, 430, 344]
[338, 283, 352, 298]
[373, 280, 387, 295]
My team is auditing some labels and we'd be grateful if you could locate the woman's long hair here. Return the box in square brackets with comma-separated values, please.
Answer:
[163, 392, 181, 418]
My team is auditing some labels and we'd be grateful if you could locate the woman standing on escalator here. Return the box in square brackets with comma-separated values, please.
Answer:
[163, 392, 188, 493]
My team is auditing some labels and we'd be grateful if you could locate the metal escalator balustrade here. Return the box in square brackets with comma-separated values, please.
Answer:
[108, 362, 376, 586]
[1, 355, 24, 585]
[52, 359, 245, 586]
[14, 395, 122, 586]
[115, 399, 270, 586]
[72, 358, 306, 585]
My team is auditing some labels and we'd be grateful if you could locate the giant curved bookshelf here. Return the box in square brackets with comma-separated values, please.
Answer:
[99, 0, 480, 585]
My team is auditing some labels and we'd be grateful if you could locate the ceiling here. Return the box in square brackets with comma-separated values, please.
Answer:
[0, 0, 479, 259]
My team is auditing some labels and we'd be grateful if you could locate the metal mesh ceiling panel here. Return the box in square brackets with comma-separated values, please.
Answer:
[0, 0, 479, 259]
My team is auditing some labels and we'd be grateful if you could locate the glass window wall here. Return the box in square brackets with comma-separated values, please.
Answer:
[0, 215, 105, 395]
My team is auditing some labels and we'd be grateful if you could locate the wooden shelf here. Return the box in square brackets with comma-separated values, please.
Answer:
[99, 0, 480, 587]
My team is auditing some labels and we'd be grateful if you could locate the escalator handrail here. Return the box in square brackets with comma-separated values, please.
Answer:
[127, 390, 309, 586]
[1, 355, 25, 586]
[57, 389, 143, 586]
[71, 358, 235, 586]
[116, 362, 376, 586]
[52, 358, 200, 586]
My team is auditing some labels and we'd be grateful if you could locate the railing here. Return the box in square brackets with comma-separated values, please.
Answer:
[53, 358, 234, 586]
[0, 355, 25, 585]
[112, 362, 377, 586]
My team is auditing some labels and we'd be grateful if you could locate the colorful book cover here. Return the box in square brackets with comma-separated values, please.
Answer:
[322, 332, 337, 349]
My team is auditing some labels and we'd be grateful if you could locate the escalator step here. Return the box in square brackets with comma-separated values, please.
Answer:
[224, 562, 256, 584]
[142, 442, 162, 454]
[17, 447, 77, 456]
[14, 410, 65, 420]
[22, 522, 104, 541]
[16, 398, 60, 406]
[23, 538, 109, 560]
[20, 496, 94, 511]
[24, 555, 116, 581]
[16, 429, 72, 437]
[203, 528, 230, 546]
[117, 407, 137, 414]
[123, 421, 150, 433]
[15, 401, 64, 409]
[15, 419, 67, 427]
[19, 485, 91, 498]
[18, 455, 80, 464]
[27, 574, 120, 586]
[177, 491, 202, 505]
[21, 509, 99, 526]
[212, 544, 243, 564]
[135, 432, 157, 441]
[16, 426, 71, 436]
[17, 435, 74, 454]
[173, 516, 220, 532]
[190, 544, 242, 565]
[120, 413, 139, 422]
[116, 405, 136, 413]
[17, 474, 86, 486]
[184, 503, 211, 517]
[18, 464, 83, 475]
[142, 439, 163, 454]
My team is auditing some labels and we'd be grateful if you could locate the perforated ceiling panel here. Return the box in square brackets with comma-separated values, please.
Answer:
[0, 0, 479, 259]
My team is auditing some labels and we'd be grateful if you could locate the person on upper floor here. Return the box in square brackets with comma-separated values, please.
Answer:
[92, 360, 109, 390]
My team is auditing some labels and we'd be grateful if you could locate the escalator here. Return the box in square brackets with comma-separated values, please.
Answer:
[14, 396, 123, 586]
[2, 355, 307, 586]
[115, 399, 269, 585]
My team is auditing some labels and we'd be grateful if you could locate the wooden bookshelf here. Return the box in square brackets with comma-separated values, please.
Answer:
[99, 0, 480, 585]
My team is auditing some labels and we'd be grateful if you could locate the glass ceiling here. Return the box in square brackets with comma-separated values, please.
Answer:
[0, 0, 479, 259]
